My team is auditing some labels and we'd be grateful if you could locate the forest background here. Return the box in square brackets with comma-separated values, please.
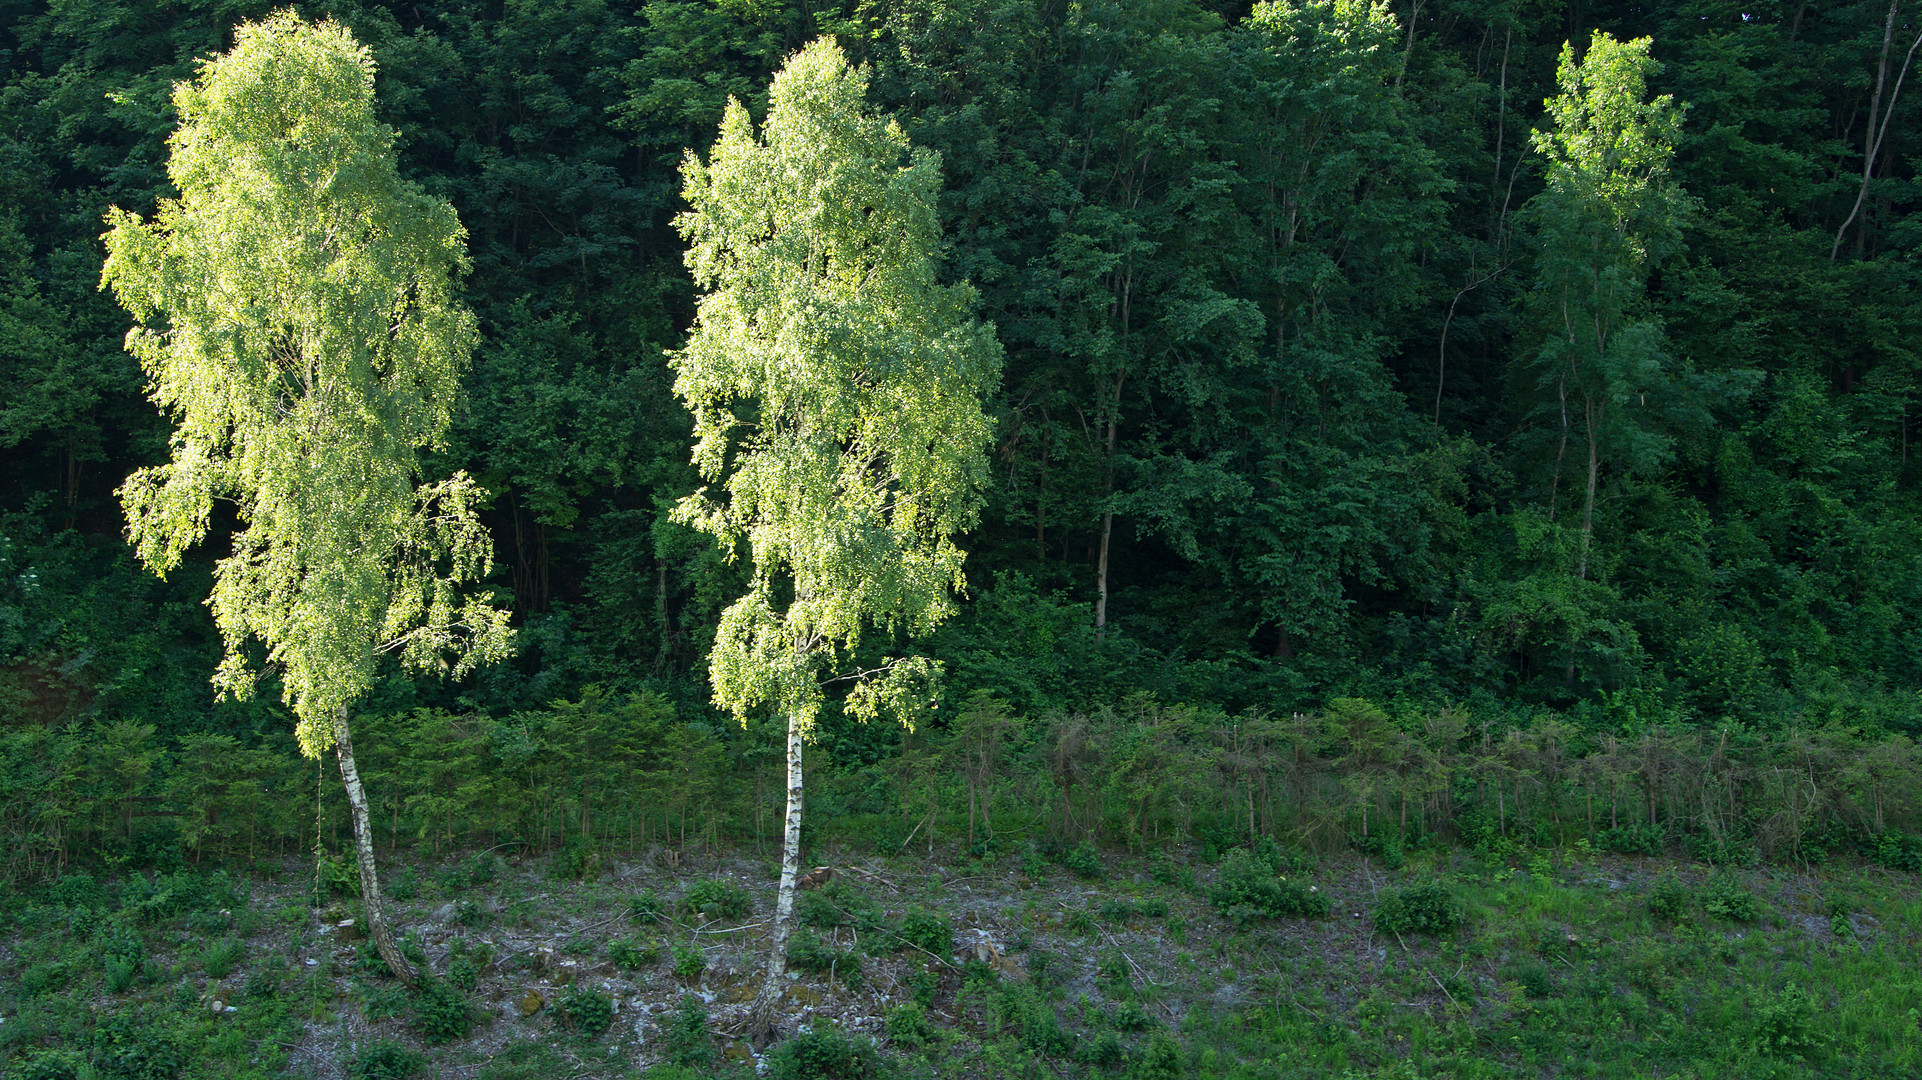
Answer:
[2, 0, 1922, 879]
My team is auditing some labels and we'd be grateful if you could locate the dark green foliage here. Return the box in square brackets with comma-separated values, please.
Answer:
[683, 880, 749, 921]
[92, 1011, 186, 1080]
[1207, 849, 1330, 924]
[788, 930, 862, 986]
[626, 891, 663, 923]
[1372, 883, 1462, 937]
[658, 995, 715, 1069]
[1751, 984, 1826, 1061]
[608, 936, 659, 970]
[198, 938, 244, 979]
[558, 988, 614, 1038]
[1648, 877, 1694, 921]
[896, 910, 952, 956]
[1700, 878, 1761, 923]
[884, 1001, 932, 1047]
[1056, 842, 1104, 880]
[764, 1024, 886, 1080]
[1128, 1032, 1184, 1080]
[411, 977, 473, 1043]
[1077, 1032, 1125, 1068]
[670, 945, 705, 979]
[1098, 898, 1136, 922]
[351, 1041, 424, 1080]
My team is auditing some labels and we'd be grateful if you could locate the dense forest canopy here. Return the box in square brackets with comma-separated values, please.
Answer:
[3, 0, 1922, 874]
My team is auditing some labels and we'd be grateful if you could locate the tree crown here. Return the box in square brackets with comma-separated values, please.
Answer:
[101, 12, 512, 753]
[672, 37, 1003, 735]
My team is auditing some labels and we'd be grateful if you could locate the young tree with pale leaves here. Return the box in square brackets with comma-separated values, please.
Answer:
[671, 37, 1001, 1036]
[101, 13, 513, 986]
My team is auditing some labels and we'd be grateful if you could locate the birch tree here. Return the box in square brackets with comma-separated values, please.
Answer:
[671, 37, 1001, 1037]
[100, 13, 513, 986]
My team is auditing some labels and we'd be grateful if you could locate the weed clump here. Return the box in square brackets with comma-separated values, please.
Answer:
[1371, 882, 1461, 936]
[789, 929, 863, 985]
[1647, 877, 1693, 920]
[1208, 848, 1329, 923]
[558, 987, 614, 1038]
[765, 1023, 886, 1080]
[659, 994, 715, 1068]
[351, 1040, 424, 1079]
[411, 976, 473, 1042]
[684, 879, 749, 920]
[609, 935, 660, 969]
[1700, 877, 1760, 922]
[897, 909, 952, 956]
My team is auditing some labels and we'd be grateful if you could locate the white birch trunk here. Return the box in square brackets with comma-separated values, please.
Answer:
[749, 712, 804, 1039]
[335, 707, 417, 988]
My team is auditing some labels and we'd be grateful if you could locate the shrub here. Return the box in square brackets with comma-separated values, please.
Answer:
[1137, 898, 1169, 918]
[352, 1040, 424, 1080]
[1111, 1001, 1153, 1031]
[1647, 877, 1693, 920]
[683, 879, 750, 920]
[388, 870, 419, 902]
[447, 955, 480, 991]
[885, 1001, 933, 1047]
[411, 976, 472, 1042]
[551, 841, 602, 881]
[764, 1023, 886, 1080]
[1059, 841, 1103, 879]
[671, 945, 705, 979]
[200, 937, 245, 979]
[93, 1011, 187, 1080]
[627, 890, 663, 923]
[1372, 883, 1462, 936]
[558, 988, 614, 1038]
[1751, 983, 1826, 1060]
[1129, 1032, 1183, 1080]
[1597, 823, 1665, 856]
[789, 929, 862, 986]
[1098, 898, 1136, 922]
[1208, 849, 1330, 923]
[1078, 1032, 1126, 1067]
[609, 936, 660, 970]
[659, 995, 716, 1068]
[455, 899, 491, 928]
[1700, 877, 1759, 922]
[1356, 832, 1405, 870]
[897, 909, 952, 956]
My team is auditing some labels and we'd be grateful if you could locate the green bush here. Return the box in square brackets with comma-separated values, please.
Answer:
[1138, 898, 1169, 918]
[551, 841, 602, 881]
[1129, 1032, 1184, 1080]
[1059, 841, 1103, 879]
[897, 909, 952, 956]
[1078, 1031, 1126, 1067]
[659, 995, 715, 1068]
[11, 1049, 88, 1080]
[411, 976, 473, 1042]
[627, 890, 663, 923]
[1751, 983, 1826, 1061]
[671, 945, 706, 979]
[789, 929, 862, 986]
[1207, 849, 1330, 923]
[1098, 898, 1136, 922]
[1372, 883, 1462, 936]
[388, 870, 419, 902]
[684, 879, 750, 920]
[1647, 877, 1693, 920]
[885, 1001, 933, 1047]
[93, 1011, 187, 1080]
[200, 937, 245, 978]
[559, 987, 614, 1038]
[765, 1023, 886, 1080]
[352, 1040, 424, 1080]
[609, 935, 660, 969]
[1701, 877, 1760, 922]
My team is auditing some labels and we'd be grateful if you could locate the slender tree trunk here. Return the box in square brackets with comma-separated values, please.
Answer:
[1832, 1, 1922, 260]
[749, 713, 805, 1041]
[1094, 372, 1124, 636]
[334, 708, 416, 988]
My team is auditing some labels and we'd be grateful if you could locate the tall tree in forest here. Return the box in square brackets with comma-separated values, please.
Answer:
[671, 37, 1001, 1037]
[100, 13, 513, 986]
[1521, 32, 1683, 581]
